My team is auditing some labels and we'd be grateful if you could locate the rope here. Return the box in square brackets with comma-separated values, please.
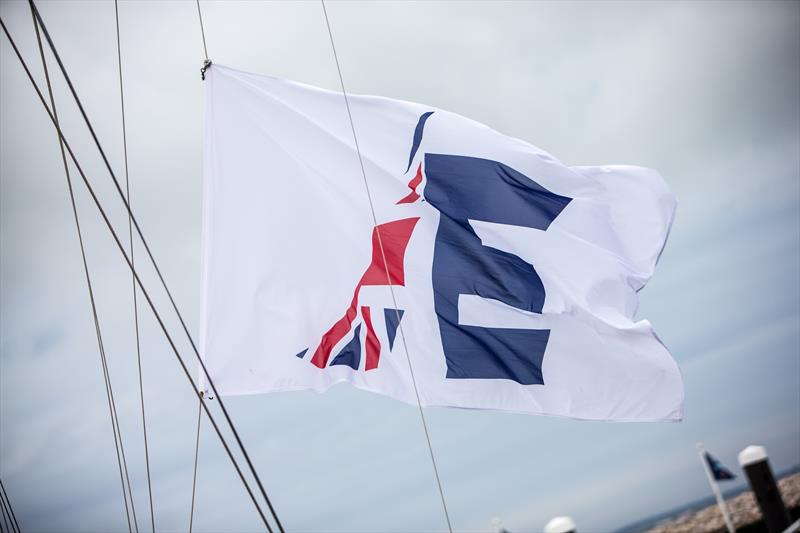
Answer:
[113, 2, 155, 530]
[28, 5, 138, 531]
[0, 14, 276, 532]
[319, 2, 453, 531]
[0, 480, 19, 533]
[195, 0, 208, 60]
[26, 3, 283, 531]
[188, 393, 203, 532]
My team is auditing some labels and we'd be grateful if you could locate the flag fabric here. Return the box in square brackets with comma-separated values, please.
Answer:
[705, 452, 736, 481]
[199, 65, 684, 421]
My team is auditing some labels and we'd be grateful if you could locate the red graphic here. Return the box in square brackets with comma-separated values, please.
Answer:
[310, 217, 420, 369]
[397, 163, 423, 204]
[303, 113, 434, 371]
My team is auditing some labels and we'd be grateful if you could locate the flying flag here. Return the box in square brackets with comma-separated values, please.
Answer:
[705, 452, 736, 481]
[199, 65, 684, 421]
[698, 443, 737, 533]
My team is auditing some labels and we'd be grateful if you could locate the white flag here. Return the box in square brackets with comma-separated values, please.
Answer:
[200, 65, 683, 421]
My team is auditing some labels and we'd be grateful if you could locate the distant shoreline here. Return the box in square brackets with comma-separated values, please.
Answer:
[617, 466, 800, 533]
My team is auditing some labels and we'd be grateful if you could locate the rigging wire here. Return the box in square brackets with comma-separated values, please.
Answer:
[28, 5, 138, 531]
[0, 15, 276, 533]
[188, 393, 204, 533]
[0, 496, 12, 533]
[190, 3, 209, 529]
[25, 4, 283, 530]
[319, 2, 454, 531]
[0, 486, 14, 533]
[195, 0, 208, 61]
[190, 2, 207, 529]
[113, 2, 155, 530]
[0, 480, 19, 533]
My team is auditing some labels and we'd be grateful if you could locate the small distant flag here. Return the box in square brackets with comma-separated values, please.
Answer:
[698, 444, 737, 533]
[705, 452, 736, 481]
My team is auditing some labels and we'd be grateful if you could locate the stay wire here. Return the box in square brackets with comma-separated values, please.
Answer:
[0, 478, 16, 533]
[0, 16, 276, 533]
[26, 3, 283, 531]
[190, 2, 208, 529]
[188, 392, 203, 533]
[97, 319, 139, 533]
[0, 487, 14, 533]
[190, 1, 206, 527]
[113, 2, 156, 531]
[320, 2, 453, 531]
[195, 0, 208, 61]
[30, 10, 137, 533]
[28, 6, 138, 532]
[0, 480, 19, 533]
[0, 495, 11, 533]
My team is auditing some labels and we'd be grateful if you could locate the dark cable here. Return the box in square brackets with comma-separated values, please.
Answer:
[113, 2, 155, 530]
[28, 5, 138, 531]
[0, 17, 274, 531]
[188, 393, 203, 532]
[0, 499, 12, 533]
[27, 4, 283, 530]
[0, 486, 14, 533]
[0, 480, 19, 533]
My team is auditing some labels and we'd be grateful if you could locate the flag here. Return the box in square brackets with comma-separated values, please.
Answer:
[705, 452, 736, 481]
[199, 65, 684, 421]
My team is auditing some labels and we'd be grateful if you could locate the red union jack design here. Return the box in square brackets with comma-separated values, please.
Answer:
[295, 112, 435, 372]
[300, 165, 425, 372]
[307, 216, 419, 370]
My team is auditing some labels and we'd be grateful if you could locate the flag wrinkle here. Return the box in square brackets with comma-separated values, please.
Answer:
[219, 71, 417, 184]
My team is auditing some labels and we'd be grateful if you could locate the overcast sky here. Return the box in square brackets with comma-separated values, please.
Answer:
[1, 1, 799, 532]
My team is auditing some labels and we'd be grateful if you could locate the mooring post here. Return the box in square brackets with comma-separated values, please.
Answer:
[544, 516, 576, 533]
[738, 445, 791, 533]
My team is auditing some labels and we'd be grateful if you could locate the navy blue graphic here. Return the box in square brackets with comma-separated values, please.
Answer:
[423, 154, 571, 384]
[384, 309, 404, 350]
[705, 452, 736, 481]
[406, 112, 434, 172]
[295, 348, 308, 359]
[330, 325, 362, 370]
